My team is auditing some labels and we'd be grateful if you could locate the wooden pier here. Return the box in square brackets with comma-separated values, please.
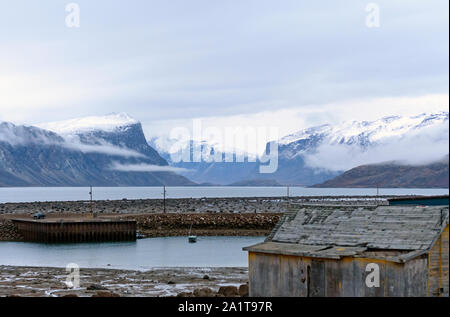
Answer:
[12, 218, 136, 243]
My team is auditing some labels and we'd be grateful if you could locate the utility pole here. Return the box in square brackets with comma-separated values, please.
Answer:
[376, 184, 379, 205]
[89, 186, 95, 217]
[287, 185, 290, 210]
[163, 186, 167, 213]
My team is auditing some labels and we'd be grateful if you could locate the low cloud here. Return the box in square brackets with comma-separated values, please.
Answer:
[110, 162, 191, 173]
[0, 122, 61, 146]
[63, 142, 145, 158]
[0, 123, 147, 159]
[303, 123, 449, 171]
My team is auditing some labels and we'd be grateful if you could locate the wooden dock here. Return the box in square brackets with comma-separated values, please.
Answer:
[12, 218, 136, 243]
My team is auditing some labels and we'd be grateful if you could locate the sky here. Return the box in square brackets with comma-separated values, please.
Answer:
[0, 0, 448, 151]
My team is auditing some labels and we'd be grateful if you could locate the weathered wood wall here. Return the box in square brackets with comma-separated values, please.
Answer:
[12, 220, 136, 243]
[427, 225, 449, 297]
[248, 252, 429, 297]
[248, 253, 306, 297]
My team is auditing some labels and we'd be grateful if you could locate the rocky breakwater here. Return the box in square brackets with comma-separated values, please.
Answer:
[126, 213, 282, 237]
[0, 219, 22, 241]
[0, 197, 286, 215]
[0, 196, 384, 215]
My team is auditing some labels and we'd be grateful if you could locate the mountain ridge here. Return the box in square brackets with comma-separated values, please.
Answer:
[311, 156, 449, 188]
[0, 117, 194, 187]
[1, 111, 448, 187]
[153, 111, 449, 186]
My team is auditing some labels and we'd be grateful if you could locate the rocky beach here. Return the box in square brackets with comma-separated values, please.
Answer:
[0, 265, 249, 297]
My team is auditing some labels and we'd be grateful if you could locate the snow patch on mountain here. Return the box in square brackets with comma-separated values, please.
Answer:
[279, 124, 332, 145]
[280, 112, 449, 146]
[37, 113, 139, 135]
[150, 137, 259, 162]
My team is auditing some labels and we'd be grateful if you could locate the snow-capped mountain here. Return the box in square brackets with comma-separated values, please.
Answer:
[1, 111, 447, 187]
[38, 113, 167, 166]
[155, 112, 449, 186]
[280, 111, 449, 172]
[258, 111, 449, 185]
[148, 138, 261, 185]
[0, 115, 194, 187]
[280, 111, 449, 147]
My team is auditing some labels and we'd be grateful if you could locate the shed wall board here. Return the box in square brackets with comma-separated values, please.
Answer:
[248, 252, 429, 297]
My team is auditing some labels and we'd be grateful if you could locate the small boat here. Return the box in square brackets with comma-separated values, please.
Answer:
[188, 224, 197, 243]
[136, 232, 146, 239]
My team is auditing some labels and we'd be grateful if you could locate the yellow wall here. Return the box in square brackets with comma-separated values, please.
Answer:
[427, 225, 449, 297]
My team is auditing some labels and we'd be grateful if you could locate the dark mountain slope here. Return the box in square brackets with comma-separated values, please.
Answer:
[312, 157, 449, 188]
[0, 121, 194, 187]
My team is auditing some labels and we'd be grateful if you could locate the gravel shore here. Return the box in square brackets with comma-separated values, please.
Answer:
[0, 265, 248, 297]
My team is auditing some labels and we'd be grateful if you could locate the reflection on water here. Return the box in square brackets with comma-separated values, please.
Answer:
[0, 236, 264, 270]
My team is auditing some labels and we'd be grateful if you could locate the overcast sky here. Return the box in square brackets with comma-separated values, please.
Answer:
[0, 0, 448, 143]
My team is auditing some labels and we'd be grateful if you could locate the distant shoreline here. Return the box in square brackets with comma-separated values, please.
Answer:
[1, 186, 447, 205]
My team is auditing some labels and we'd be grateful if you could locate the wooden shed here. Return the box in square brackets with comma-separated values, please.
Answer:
[244, 205, 449, 297]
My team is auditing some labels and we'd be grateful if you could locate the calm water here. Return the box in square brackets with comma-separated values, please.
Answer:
[0, 186, 448, 203]
[0, 236, 264, 269]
